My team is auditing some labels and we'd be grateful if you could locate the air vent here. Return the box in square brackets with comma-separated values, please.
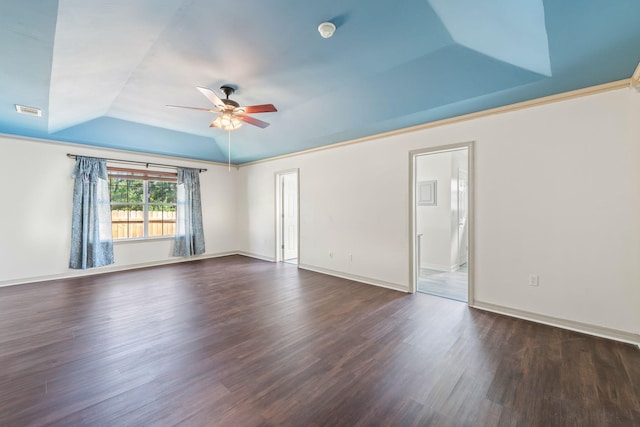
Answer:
[15, 104, 42, 117]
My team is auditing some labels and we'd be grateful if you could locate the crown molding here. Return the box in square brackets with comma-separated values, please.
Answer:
[631, 62, 640, 88]
[239, 78, 630, 167]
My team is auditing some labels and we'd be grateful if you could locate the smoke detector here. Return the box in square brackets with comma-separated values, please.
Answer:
[318, 22, 336, 39]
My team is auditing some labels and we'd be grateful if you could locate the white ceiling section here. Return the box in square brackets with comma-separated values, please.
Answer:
[48, 0, 185, 133]
[428, 0, 551, 76]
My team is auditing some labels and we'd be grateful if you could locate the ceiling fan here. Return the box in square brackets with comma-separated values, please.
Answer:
[167, 85, 277, 131]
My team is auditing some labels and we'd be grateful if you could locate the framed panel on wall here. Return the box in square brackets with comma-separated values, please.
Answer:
[418, 180, 437, 206]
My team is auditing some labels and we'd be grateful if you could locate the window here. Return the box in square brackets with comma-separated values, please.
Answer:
[108, 167, 177, 240]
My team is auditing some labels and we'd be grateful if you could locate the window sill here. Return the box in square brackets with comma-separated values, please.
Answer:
[113, 236, 175, 245]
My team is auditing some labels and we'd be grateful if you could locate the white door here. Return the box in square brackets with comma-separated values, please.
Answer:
[282, 173, 298, 261]
[457, 169, 468, 266]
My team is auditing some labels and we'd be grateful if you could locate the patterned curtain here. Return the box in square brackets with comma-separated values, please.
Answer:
[173, 167, 205, 257]
[69, 156, 114, 269]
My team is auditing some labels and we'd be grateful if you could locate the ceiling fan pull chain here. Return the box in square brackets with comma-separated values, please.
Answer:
[228, 130, 231, 172]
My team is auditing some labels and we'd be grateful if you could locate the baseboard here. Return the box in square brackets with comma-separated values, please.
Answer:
[0, 251, 237, 288]
[298, 263, 409, 293]
[420, 263, 451, 272]
[472, 300, 640, 347]
[236, 251, 276, 262]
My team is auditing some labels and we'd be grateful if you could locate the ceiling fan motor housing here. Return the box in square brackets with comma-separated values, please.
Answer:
[220, 85, 240, 108]
[222, 99, 240, 108]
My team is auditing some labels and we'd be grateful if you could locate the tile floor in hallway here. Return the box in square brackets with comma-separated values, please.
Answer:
[417, 263, 468, 302]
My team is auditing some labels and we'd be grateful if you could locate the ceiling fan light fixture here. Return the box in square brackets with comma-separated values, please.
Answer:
[212, 111, 242, 131]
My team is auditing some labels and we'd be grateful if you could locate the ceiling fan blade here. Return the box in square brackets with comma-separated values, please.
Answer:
[166, 104, 216, 112]
[241, 104, 277, 114]
[238, 114, 270, 128]
[196, 86, 225, 110]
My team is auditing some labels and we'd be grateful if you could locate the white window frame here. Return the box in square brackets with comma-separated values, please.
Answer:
[108, 167, 178, 241]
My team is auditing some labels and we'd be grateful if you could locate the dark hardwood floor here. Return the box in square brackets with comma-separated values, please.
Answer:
[1, 255, 638, 426]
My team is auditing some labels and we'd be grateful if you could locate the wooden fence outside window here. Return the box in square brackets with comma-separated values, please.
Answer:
[111, 210, 176, 239]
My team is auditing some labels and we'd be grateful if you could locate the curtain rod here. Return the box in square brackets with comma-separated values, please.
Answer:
[66, 153, 207, 172]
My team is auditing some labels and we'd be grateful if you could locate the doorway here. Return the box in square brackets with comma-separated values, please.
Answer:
[410, 143, 473, 304]
[276, 169, 299, 264]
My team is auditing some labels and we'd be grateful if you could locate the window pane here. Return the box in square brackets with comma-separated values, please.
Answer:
[110, 178, 129, 203]
[128, 181, 144, 203]
[163, 221, 175, 236]
[111, 204, 130, 239]
[110, 179, 143, 203]
[148, 206, 176, 237]
[128, 205, 144, 238]
[165, 182, 177, 203]
[148, 181, 177, 204]
[148, 209, 163, 237]
[148, 181, 164, 203]
[164, 208, 176, 236]
[111, 204, 143, 239]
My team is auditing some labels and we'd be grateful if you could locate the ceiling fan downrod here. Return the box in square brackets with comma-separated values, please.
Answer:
[220, 85, 239, 108]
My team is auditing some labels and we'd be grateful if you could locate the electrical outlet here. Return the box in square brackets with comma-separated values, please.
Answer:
[528, 274, 539, 286]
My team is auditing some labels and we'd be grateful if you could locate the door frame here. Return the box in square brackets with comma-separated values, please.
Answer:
[275, 168, 300, 263]
[409, 141, 475, 305]
[457, 168, 469, 267]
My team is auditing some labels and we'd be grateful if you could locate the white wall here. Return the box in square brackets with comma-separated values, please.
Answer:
[237, 87, 640, 338]
[238, 142, 409, 287]
[0, 135, 237, 285]
[416, 151, 453, 270]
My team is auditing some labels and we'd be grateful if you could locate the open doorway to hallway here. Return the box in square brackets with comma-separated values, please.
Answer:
[412, 145, 471, 303]
[275, 169, 299, 264]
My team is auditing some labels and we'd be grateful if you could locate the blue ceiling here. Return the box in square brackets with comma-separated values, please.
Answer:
[1, 0, 639, 164]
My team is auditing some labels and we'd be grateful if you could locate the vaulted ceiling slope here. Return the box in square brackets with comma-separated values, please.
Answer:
[1, 0, 639, 164]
